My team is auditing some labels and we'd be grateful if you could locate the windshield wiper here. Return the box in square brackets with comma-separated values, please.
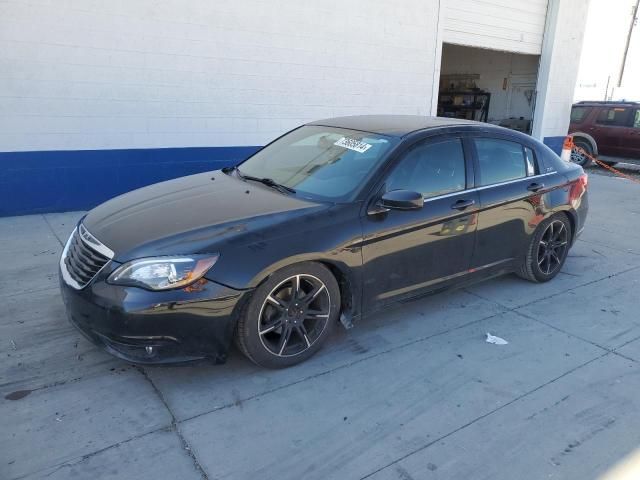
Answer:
[243, 175, 296, 195]
[225, 167, 296, 195]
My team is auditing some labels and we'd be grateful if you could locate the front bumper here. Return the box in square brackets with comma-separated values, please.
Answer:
[59, 262, 249, 364]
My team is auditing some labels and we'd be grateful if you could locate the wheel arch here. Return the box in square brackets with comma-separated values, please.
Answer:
[570, 132, 598, 155]
[556, 208, 577, 246]
[250, 255, 360, 321]
[546, 207, 578, 245]
[316, 260, 356, 320]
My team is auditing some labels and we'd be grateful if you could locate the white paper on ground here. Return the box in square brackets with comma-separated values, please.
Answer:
[486, 333, 509, 345]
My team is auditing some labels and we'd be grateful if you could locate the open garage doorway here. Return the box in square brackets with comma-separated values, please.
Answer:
[438, 43, 540, 134]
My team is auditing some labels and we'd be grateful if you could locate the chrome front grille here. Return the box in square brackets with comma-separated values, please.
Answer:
[60, 224, 114, 289]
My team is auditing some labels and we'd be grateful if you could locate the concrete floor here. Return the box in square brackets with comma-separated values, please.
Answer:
[586, 161, 640, 181]
[2, 172, 640, 480]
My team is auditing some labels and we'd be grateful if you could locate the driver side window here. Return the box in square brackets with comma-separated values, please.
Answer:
[386, 138, 466, 199]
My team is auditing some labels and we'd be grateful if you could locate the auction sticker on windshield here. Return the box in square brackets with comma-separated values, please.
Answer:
[334, 137, 372, 153]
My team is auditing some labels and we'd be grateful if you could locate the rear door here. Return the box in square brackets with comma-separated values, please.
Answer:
[590, 106, 633, 157]
[470, 135, 548, 270]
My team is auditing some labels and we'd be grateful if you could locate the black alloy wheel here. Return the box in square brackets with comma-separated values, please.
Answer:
[235, 262, 340, 368]
[258, 274, 331, 357]
[536, 220, 569, 276]
[518, 213, 572, 283]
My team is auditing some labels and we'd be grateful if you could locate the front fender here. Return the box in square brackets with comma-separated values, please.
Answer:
[204, 203, 364, 315]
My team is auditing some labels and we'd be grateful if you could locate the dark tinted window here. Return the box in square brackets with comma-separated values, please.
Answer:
[386, 139, 466, 198]
[475, 138, 527, 186]
[634, 110, 640, 129]
[570, 106, 590, 123]
[596, 107, 631, 126]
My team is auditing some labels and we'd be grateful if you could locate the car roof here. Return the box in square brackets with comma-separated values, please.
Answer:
[573, 101, 639, 107]
[307, 115, 485, 137]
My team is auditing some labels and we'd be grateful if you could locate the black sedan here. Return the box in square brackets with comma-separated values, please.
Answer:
[59, 116, 589, 368]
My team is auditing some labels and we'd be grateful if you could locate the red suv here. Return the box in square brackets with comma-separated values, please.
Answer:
[568, 101, 640, 167]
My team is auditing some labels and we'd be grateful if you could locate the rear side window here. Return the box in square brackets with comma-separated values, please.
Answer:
[386, 138, 466, 198]
[634, 110, 640, 129]
[570, 106, 590, 123]
[474, 138, 528, 186]
[596, 107, 631, 126]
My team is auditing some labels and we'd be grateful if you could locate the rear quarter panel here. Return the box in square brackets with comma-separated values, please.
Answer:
[540, 145, 589, 238]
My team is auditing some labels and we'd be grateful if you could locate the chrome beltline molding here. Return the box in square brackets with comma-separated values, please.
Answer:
[423, 171, 558, 202]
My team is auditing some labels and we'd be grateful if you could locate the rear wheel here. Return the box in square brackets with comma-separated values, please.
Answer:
[570, 139, 593, 167]
[518, 213, 572, 283]
[235, 262, 340, 368]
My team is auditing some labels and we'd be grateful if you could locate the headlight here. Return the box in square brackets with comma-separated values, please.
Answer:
[108, 255, 219, 290]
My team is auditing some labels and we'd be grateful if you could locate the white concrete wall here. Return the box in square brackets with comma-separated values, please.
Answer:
[532, 0, 591, 140]
[443, 0, 549, 55]
[0, 0, 440, 152]
[440, 44, 539, 122]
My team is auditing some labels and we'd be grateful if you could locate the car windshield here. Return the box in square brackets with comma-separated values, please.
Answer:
[237, 125, 396, 201]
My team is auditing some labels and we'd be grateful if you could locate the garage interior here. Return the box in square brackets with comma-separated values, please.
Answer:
[438, 43, 540, 134]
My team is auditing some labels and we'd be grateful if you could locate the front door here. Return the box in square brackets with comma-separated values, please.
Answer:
[360, 136, 479, 312]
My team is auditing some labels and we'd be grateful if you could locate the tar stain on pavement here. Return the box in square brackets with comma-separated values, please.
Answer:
[5, 389, 32, 401]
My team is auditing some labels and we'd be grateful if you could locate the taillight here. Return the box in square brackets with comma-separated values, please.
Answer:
[569, 173, 588, 203]
[579, 172, 588, 189]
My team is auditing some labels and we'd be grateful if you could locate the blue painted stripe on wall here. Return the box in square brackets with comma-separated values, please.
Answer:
[543, 136, 565, 155]
[0, 146, 260, 217]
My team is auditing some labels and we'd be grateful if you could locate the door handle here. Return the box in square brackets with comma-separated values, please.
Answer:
[451, 199, 475, 210]
[527, 182, 544, 192]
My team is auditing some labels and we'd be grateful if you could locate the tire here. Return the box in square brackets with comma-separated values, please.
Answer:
[570, 139, 593, 167]
[235, 262, 340, 368]
[517, 213, 572, 283]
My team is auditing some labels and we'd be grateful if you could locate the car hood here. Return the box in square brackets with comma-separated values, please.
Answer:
[82, 171, 325, 260]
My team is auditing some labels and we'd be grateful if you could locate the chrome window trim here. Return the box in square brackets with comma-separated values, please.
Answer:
[423, 189, 466, 202]
[423, 172, 557, 202]
[60, 225, 115, 290]
[474, 171, 556, 191]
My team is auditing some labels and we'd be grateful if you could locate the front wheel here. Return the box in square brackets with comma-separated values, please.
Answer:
[518, 213, 572, 283]
[235, 262, 341, 368]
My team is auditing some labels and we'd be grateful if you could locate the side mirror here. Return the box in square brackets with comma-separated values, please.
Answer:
[379, 190, 424, 211]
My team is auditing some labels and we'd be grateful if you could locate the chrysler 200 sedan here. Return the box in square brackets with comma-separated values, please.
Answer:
[60, 116, 589, 368]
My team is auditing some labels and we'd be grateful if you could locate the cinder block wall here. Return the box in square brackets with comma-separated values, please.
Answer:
[0, 0, 439, 153]
[0, 0, 442, 215]
[0, 0, 590, 216]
